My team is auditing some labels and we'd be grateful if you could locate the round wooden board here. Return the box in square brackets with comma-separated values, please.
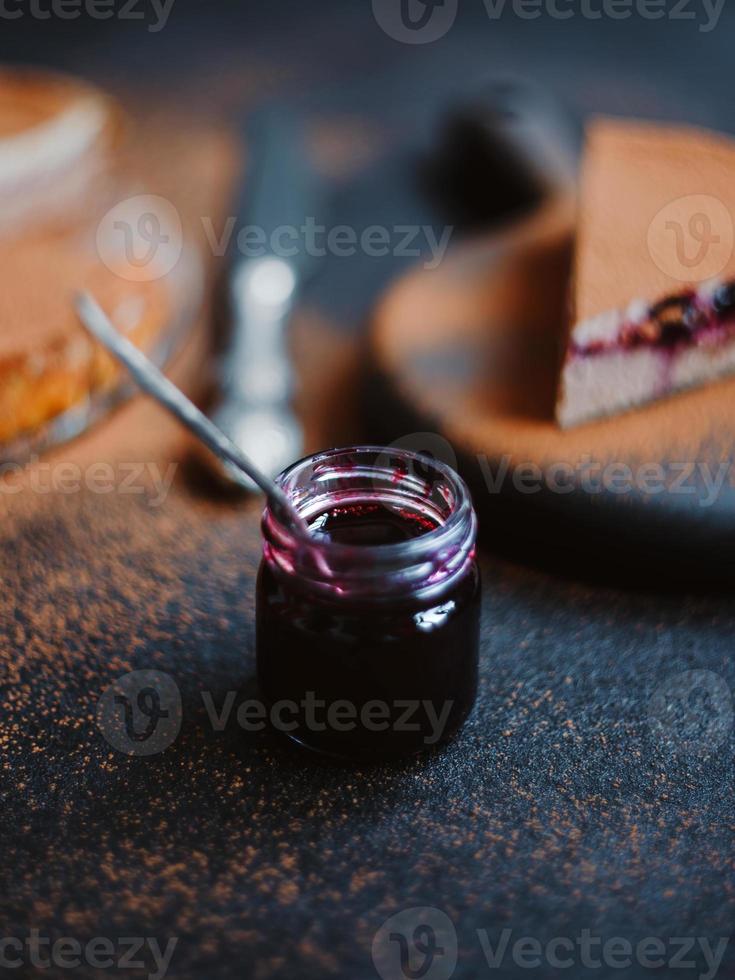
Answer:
[370, 195, 735, 582]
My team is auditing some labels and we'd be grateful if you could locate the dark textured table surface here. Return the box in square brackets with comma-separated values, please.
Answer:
[2, 3, 735, 978]
[3, 484, 734, 980]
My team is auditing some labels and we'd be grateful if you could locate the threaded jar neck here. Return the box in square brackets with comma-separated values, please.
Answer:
[261, 446, 477, 603]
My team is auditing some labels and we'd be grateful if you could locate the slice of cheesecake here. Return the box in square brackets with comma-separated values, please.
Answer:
[556, 117, 735, 427]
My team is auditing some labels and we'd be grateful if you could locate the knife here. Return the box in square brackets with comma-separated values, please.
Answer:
[206, 107, 326, 491]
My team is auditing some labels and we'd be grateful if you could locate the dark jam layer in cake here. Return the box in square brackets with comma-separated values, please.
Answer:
[571, 280, 735, 358]
[256, 502, 480, 760]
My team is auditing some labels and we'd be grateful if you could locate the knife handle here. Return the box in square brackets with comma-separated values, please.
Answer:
[219, 255, 298, 406]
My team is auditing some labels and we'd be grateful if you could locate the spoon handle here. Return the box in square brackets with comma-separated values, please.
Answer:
[75, 291, 303, 529]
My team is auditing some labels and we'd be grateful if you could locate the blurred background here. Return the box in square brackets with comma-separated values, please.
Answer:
[3, 0, 734, 328]
[3, 9, 735, 979]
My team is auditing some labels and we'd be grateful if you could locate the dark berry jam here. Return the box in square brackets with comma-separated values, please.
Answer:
[713, 282, 735, 318]
[309, 501, 440, 545]
[571, 278, 735, 359]
[648, 294, 699, 347]
[256, 448, 481, 760]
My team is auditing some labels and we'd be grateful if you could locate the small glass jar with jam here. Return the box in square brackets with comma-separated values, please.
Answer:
[256, 446, 481, 759]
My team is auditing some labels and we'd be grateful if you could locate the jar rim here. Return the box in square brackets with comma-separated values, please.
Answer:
[270, 444, 473, 561]
[262, 446, 478, 602]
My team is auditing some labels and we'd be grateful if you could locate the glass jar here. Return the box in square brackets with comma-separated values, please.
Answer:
[256, 446, 480, 759]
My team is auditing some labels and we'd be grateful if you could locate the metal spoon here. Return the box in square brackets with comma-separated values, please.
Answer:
[75, 291, 310, 539]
